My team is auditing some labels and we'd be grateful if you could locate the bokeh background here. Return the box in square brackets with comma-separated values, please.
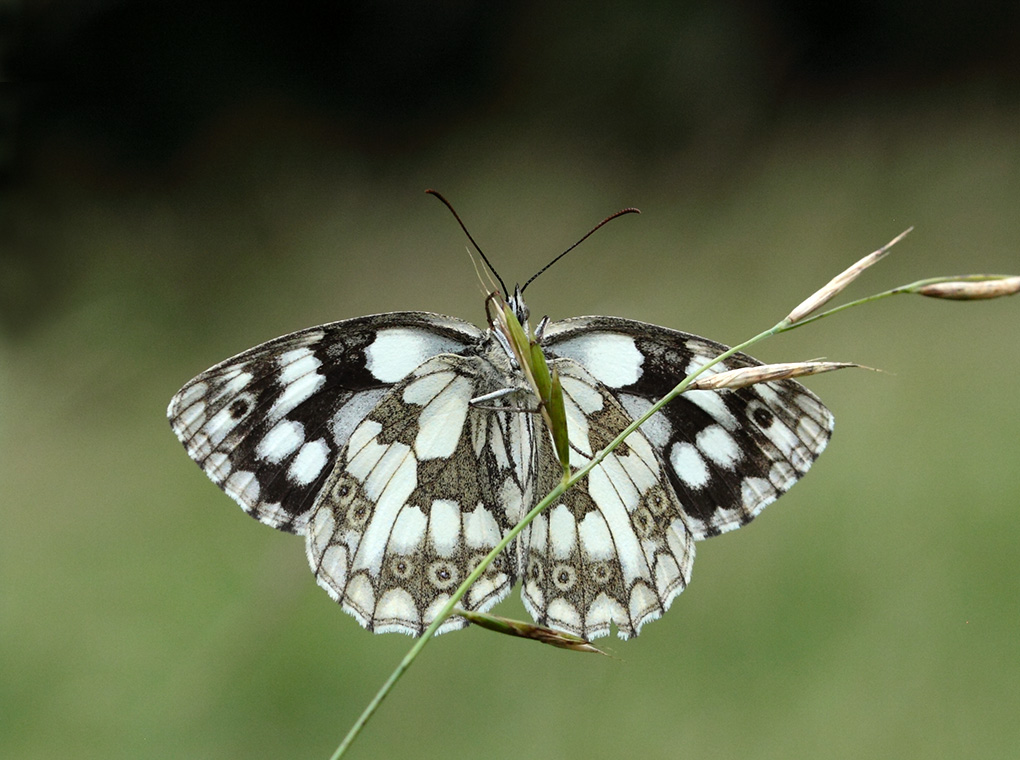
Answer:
[3, 2, 1019, 758]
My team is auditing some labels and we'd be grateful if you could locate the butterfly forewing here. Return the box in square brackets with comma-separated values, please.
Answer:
[167, 313, 483, 534]
[542, 316, 834, 540]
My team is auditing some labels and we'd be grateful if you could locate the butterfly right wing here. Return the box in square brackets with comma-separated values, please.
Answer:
[542, 316, 834, 540]
[167, 312, 484, 535]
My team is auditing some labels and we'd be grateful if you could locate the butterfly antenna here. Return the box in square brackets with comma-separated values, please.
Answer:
[427, 189, 509, 297]
[520, 207, 640, 293]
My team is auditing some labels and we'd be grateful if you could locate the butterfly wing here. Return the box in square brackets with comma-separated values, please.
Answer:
[520, 359, 695, 640]
[305, 353, 534, 635]
[169, 304, 833, 640]
[543, 316, 834, 539]
[167, 312, 484, 534]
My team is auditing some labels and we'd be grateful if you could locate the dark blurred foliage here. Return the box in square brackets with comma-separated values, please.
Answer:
[1, 0, 1019, 334]
[5, 0, 1019, 170]
[7, 0, 515, 164]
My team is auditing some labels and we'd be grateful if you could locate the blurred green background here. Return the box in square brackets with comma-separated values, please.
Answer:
[2, 2, 1019, 758]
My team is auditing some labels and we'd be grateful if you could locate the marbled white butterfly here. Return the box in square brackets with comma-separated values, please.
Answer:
[168, 209, 833, 640]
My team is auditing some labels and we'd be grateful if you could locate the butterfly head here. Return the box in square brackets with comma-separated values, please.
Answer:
[486, 287, 531, 350]
[507, 284, 530, 331]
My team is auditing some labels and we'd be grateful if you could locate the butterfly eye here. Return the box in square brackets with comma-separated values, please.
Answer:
[507, 286, 530, 327]
[516, 300, 530, 325]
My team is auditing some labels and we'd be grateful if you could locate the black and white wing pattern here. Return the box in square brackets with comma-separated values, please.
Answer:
[167, 313, 484, 535]
[520, 359, 696, 640]
[542, 316, 834, 540]
[304, 352, 539, 635]
[169, 311, 543, 635]
[169, 301, 833, 641]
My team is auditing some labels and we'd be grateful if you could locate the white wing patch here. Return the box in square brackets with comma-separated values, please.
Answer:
[429, 500, 462, 556]
[695, 425, 741, 469]
[547, 332, 644, 387]
[406, 372, 472, 459]
[670, 442, 710, 489]
[366, 327, 470, 383]
[271, 348, 325, 419]
[288, 438, 330, 485]
[257, 420, 304, 463]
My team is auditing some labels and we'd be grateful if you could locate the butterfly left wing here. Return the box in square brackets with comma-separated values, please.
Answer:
[542, 316, 834, 540]
[167, 313, 483, 534]
[520, 360, 695, 640]
[305, 352, 534, 636]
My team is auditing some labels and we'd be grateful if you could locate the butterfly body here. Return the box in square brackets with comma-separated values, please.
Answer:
[169, 296, 833, 639]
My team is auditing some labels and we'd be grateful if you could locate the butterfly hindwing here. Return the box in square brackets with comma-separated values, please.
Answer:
[520, 359, 695, 640]
[542, 316, 834, 540]
[305, 353, 529, 635]
[167, 313, 483, 534]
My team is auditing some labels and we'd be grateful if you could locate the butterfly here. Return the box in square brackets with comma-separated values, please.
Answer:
[167, 202, 833, 640]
